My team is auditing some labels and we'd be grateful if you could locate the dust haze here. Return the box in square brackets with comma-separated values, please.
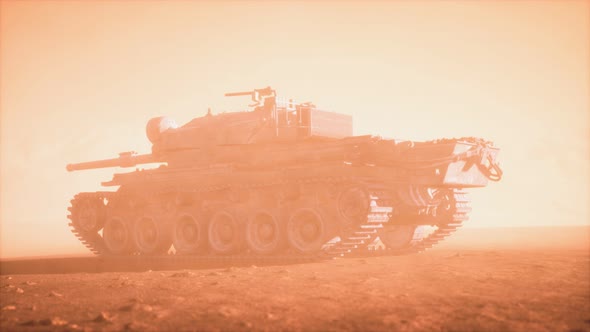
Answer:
[1, 0, 589, 258]
[1, 1, 589, 331]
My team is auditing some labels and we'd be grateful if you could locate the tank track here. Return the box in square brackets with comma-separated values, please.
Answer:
[362, 189, 471, 257]
[69, 184, 470, 262]
[322, 194, 392, 258]
[395, 189, 470, 255]
[68, 192, 110, 255]
[68, 177, 396, 261]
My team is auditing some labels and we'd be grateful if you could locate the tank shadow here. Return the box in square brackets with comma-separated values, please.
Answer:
[0, 255, 317, 275]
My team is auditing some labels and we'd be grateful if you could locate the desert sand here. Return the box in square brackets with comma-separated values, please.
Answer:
[1, 226, 589, 332]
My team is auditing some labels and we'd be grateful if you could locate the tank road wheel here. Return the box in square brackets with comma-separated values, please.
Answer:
[103, 217, 135, 255]
[133, 215, 171, 255]
[172, 213, 206, 254]
[287, 208, 325, 253]
[379, 225, 416, 250]
[208, 211, 242, 255]
[70, 196, 106, 233]
[246, 210, 282, 255]
[338, 187, 369, 227]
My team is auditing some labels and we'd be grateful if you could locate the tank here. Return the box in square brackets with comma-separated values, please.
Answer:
[66, 87, 502, 259]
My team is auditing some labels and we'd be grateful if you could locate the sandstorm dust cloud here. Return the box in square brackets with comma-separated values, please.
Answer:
[0, 2, 589, 331]
[0, 1, 588, 258]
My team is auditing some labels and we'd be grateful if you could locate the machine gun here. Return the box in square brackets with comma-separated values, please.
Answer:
[225, 86, 276, 108]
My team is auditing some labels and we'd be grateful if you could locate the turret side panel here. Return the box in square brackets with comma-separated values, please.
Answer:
[309, 110, 353, 138]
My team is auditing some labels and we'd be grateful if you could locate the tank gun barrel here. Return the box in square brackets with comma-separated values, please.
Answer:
[66, 151, 157, 172]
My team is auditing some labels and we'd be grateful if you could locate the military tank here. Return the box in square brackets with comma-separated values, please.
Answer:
[66, 87, 502, 259]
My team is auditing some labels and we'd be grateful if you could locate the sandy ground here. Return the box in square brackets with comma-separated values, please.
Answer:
[1, 227, 589, 332]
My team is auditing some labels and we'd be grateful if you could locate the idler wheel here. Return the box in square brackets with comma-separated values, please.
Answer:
[133, 215, 171, 255]
[103, 217, 136, 255]
[71, 197, 106, 233]
[246, 211, 282, 255]
[287, 208, 325, 253]
[208, 211, 242, 254]
[379, 225, 416, 250]
[172, 213, 205, 254]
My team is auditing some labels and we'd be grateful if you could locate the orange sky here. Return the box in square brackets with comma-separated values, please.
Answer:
[1, 1, 588, 258]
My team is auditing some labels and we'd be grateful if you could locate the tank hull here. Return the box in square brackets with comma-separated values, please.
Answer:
[68, 136, 499, 259]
